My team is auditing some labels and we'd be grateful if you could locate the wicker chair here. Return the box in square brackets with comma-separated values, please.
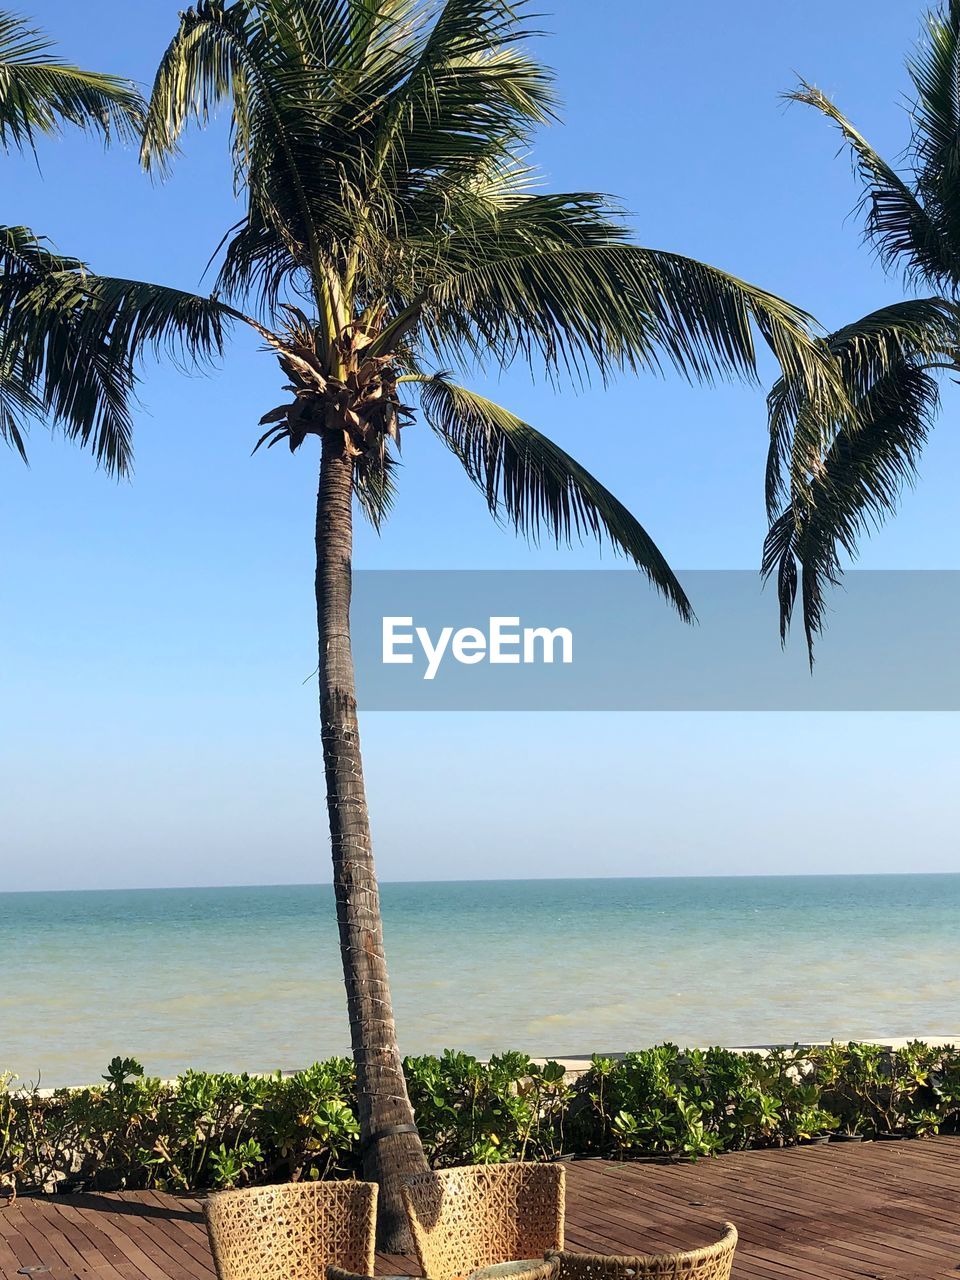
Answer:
[545, 1223, 738, 1280]
[204, 1180, 377, 1280]
[401, 1162, 565, 1280]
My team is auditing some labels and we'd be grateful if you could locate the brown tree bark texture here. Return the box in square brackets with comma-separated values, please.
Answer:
[315, 431, 428, 1251]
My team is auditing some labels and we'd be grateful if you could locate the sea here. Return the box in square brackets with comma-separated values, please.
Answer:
[1, 876, 958, 1088]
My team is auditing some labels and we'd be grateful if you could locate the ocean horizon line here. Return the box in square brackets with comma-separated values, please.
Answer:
[3, 869, 960, 896]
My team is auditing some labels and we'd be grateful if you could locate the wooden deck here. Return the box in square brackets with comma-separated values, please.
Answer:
[2, 1136, 958, 1280]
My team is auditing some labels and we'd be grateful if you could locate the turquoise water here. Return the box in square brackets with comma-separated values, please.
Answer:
[1, 876, 958, 1088]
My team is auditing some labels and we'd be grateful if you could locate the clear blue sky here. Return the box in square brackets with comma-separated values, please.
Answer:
[2, 0, 958, 890]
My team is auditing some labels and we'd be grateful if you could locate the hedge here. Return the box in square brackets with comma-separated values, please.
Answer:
[2, 1041, 959, 1195]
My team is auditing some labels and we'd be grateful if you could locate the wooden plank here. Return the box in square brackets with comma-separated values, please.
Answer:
[51, 1203, 182, 1280]
[49, 1203, 141, 1280]
[567, 1140, 960, 1278]
[116, 1195, 211, 1280]
[14, 1204, 93, 1280]
[0, 1205, 80, 1280]
[100, 1212, 208, 1280]
[1, 1204, 61, 1275]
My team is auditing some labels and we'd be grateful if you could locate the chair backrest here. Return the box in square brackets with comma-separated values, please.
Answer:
[546, 1223, 738, 1280]
[204, 1180, 377, 1280]
[402, 1162, 565, 1280]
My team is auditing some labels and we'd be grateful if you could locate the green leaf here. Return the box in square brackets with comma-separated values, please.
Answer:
[1, 224, 235, 475]
[787, 81, 958, 287]
[0, 9, 143, 152]
[763, 299, 955, 659]
[414, 373, 692, 619]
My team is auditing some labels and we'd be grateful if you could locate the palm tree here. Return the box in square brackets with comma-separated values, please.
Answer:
[762, 0, 960, 659]
[0, 9, 148, 467]
[133, 0, 861, 1245]
[9, 0, 851, 1246]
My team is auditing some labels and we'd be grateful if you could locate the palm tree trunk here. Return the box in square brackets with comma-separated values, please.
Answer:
[315, 429, 429, 1251]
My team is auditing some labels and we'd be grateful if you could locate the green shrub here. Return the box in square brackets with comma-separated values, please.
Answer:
[807, 1040, 960, 1138]
[405, 1050, 573, 1165]
[0, 1055, 363, 1194]
[2, 1041, 958, 1195]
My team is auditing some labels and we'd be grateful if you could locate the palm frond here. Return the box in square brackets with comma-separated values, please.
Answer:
[0, 352, 40, 461]
[0, 8, 143, 151]
[407, 235, 850, 441]
[414, 373, 692, 619]
[213, 211, 306, 311]
[763, 314, 946, 661]
[366, 0, 555, 195]
[765, 296, 960, 519]
[1, 225, 234, 474]
[0, 225, 132, 471]
[354, 445, 400, 530]
[144, 0, 557, 317]
[903, 1, 960, 285]
[141, 0, 251, 170]
[141, 0, 370, 324]
[788, 81, 960, 287]
[772, 15, 960, 658]
[909, 1, 960, 182]
[37, 274, 234, 368]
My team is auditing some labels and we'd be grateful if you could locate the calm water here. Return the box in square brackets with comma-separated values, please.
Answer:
[1, 876, 958, 1087]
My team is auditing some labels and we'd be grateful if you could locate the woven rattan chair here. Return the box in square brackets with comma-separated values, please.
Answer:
[204, 1180, 377, 1280]
[545, 1223, 738, 1280]
[401, 1162, 565, 1280]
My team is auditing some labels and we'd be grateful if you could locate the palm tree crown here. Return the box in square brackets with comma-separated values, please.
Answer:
[763, 0, 960, 658]
[134, 0, 853, 612]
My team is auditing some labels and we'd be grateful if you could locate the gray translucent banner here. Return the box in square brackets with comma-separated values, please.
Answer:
[349, 570, 960, 711]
